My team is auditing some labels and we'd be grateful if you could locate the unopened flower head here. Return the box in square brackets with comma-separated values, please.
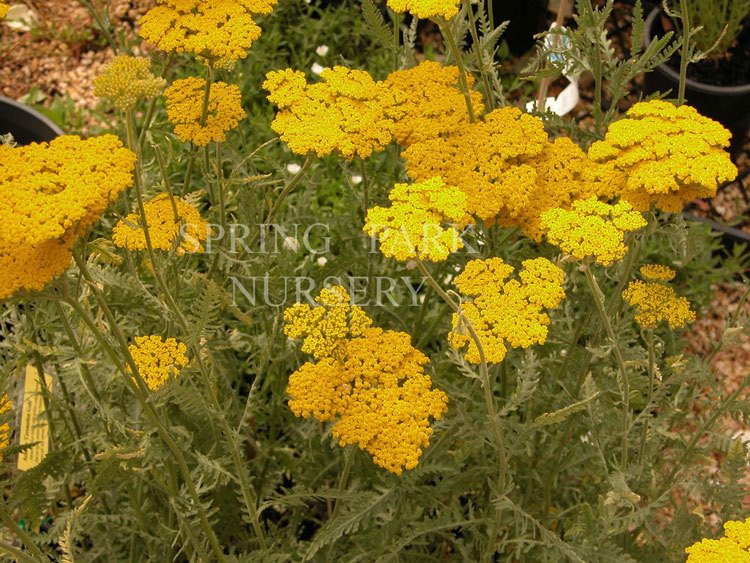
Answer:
[164, 77, 245, 146]
[138, 0, 277, 67]
[623, 266, 695, 329]
[129, 335, 189, 391]
[112, 193, 209, 254]
[589, 100, 737, 212]
[364, 177, 467, 262]
[263, 66, 405, 159]
[449, 257, 566, 364]
[685, 517, 750, 562]
[0, 135, 135, 300]
[540, 197, 646, 266]
[386, 0, 460, 20]
[93, 55, 166, 111]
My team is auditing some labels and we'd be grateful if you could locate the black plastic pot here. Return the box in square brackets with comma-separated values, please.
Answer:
[0, 96, 63, 145]
[643, 8, 750, 156]
[493, 0, 548, 56]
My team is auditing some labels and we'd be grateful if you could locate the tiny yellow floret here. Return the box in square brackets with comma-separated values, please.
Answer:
[685, 517, 750, 562]
[128, 335, 189, 391]
[93, 55, 166, 111]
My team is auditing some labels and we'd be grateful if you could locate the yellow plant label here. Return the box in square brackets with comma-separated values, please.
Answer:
[17, 365, 52, 471]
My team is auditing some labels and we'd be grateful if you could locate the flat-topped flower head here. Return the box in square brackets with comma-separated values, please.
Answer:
[138, 0, 277, 67]
[685, 517, 750, 562]
[540, 197, 646, 266]
[589, 100, 737, 212]
[0, 135, 136, 300]
[364, 177, 467, 262]
[93, 55, 166, 111]
[0, 2, 9, 19]
[385, 61, 484, 147]
[113, 194, 209, 254]
[287, 324, 448, 475]
[403, 106, 549, 225]
[623, 266, 695, 329]
[164, 78, 244, 146]
[386, 0, 460, 20]
[449, 257, 566, 364]
[263, 66, 405, 159]
[283, 285, 373, 360]
[129, 336, 189, 391]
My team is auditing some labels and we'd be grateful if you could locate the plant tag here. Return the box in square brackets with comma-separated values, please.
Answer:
[17, 365, 52, 471]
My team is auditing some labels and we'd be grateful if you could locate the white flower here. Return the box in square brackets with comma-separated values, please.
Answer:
[286, 163, 301, 174]
[283, 237, 300, 252]
[316, 256, 328, 266]
[315, 45, 329, 57]
[311, 63, 326, 75]
[351, 174, 363, 185]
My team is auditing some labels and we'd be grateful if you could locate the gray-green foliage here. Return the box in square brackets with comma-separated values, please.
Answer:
[678, 0, 750, 56]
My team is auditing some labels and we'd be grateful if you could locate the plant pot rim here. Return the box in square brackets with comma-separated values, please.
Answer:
[0, 96, 64, 140]
[644, 6, 750, 96]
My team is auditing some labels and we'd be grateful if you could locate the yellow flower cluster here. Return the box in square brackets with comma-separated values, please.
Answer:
[402, 106, 551, 226]
[93, 55, 166, 111]
[623, 265, 695, 329]
[112, 193, 209, 254]
[0, 135, 136, 300]
[449, 257, 566, 364]
[385, 61, 484, 147]
[128, 335, 189, 391]
[164, 77, 245, 146]
[285, 287, 448, 475]
[0, 395, 10, 463]
[0, 2, 8, 19]
[386, 0, 460, 20]
[283, 285, 373, 360]
[364, 177, 467, 262]
[138, 0, 277, 67]
[540, 197, 646, 266]
[589, 100, 738, 212]
[686, 518, 750, 562]
[263, 66, 404, 159]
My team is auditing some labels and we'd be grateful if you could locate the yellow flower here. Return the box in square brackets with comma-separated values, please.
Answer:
[0, 3, 8, 19]
[686, 518, 750, 562]
[283, 285, 373, 361]
[138, 0, 276, 67]
[263, 66, 405, 159]
[0, 135, 136, 300]
[402, 106, 549, 225]
[112, 193, 209, 254]
[623, 267, 695, 329]
[386, 0, 460, 20]
[385, 61, 484, 147]
[540, 197, 646, 266]
[589, 100, 737, 212]
[364, 177, 467, 262]
[449, 257, 566, 364]
[287, 307, 448, 475]
[0, 395, 11, 463]
[164, 77, 245, 146]
[128, 335, 189, 391]
[93, 55, 166, 111]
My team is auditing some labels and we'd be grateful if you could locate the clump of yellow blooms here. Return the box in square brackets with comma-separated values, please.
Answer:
[540, 197, 646, 266]
[164, 77, 245, 146]
[364, 177, 467, 262]
[138, 0, 277, 68]
[385, 61, 484, 147]
[263, 66, 404, 159]
[93, 55, 166, 111]
[386, 0, 460, 20]
[0, 135, 136, 300]
[589, 100, 738, 212]
[402, 106, 550, 225]
[449, 257, 566, 364]
[685, 518, 750, 562]
[285, 287, 448, 475]
[128, 335, 189, 391]
[0, 395, 10, 463]
[0, 2, 9, 19]
[112, 193, 209, 254]
[283, 285, 373, 361]
[623, 265, 695, 329]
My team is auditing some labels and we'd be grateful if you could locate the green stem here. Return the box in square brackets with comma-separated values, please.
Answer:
[462, 0, 494, 110]
[0, 501, 46, 561]
[330, 447, 355, 520]
[264, 156, 313, 225]
[215, 142, 227, 234]
[638, 330, 656, 470]
[583, 265, 630, 470]
[438, 20, 476, 122]
[183, 65, 214, 194]
[678, 0, 690, 105]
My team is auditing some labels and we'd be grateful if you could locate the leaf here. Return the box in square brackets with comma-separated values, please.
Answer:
[532, 388, 600, 428]
[361, 0, 395, 54]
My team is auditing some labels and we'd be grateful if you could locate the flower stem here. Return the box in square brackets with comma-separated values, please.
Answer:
[462, 0, 495, 110]
[264, 155, 313, 225]
[331, 447, 355, 520]
[438, 19, 476, 122]
[678, 0, 690, 105]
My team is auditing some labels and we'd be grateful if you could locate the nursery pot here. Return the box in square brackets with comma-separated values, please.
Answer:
[643, 7, 750, 156]
[0, 96, 63, 145]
